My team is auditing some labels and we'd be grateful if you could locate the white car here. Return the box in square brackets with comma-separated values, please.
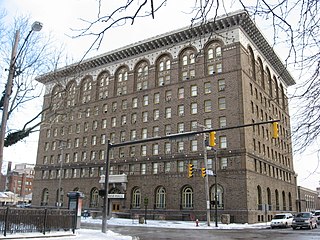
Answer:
[270, 213, 293, 228]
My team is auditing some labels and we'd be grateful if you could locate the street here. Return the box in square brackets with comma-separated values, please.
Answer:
[82, 222, 320, 240]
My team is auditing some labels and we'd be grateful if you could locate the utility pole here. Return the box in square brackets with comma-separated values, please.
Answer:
[0, 30, 19, 182]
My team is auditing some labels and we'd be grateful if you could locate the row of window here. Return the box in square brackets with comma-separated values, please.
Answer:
[51, 43, 224, 108]
[41, 157, 228, 180]
[257, 185, 293, 212]
[254, 159, 292, 183]
[43, 135, 228, 165]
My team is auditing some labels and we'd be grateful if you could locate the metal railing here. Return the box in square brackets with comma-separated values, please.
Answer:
[0, 207, 76, 236]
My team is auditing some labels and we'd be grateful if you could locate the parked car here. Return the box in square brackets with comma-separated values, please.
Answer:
[270, 213, 293, 228]
[314, 210, 320, 225]
[292, 212, 317, 230]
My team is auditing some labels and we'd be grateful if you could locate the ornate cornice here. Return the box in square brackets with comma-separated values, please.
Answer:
[36, 10, 295, 86]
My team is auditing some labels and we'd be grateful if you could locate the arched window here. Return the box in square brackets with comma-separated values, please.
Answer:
[157, 55, 171, 86]
[274, 76, 279, 103]
[248, 46, 256, 80]
[41, 188, 49, 206]
[97, 71, 109, 100]
[282, 191, 286, 211]
[132, 187, 141, 208]
[80, 77, 92, 104]
[115, 66, 129, 96]
[275, 189, 279, 210]
[257, 58, 265, 89]
[56, 188, 64, 207]
[181, 186, 193, 209]
[210, 185, 224, 209]
[155, 186, 166, 209]
[180, 48, 196, 81]
[51, 85, 63, 110]
[66, 81, 76, 107]
[206, 41, 223, 75]
[280, 84, 286, 110]
[135, 61, 149, 91]
[288, 192, 292, 211]
[90, 188, 99, 208]
[266, 68, 273, 98]
[267, 188, 272, 210]
[257, 185, 262, 208]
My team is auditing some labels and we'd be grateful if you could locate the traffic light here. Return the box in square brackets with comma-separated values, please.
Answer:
[272, 122, 279, 138]
[188, 164, 194, 178]
[209, 131, 216, 147]
[201, 168, 206, 178]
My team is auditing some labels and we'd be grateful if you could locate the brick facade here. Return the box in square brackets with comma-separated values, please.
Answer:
[32, 11, 297, 223]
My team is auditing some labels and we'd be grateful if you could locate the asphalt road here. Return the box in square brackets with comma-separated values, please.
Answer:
[82, 222, 320, 240]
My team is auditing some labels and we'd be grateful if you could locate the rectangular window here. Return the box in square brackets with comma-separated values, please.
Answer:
[132, 98, 138, 108]
[218, 79, 225, 91]
[152, 163, 158, 174]
[165, 125, 171, 135]
[131, 113, 137, 124]
[178, 123, 184, 133]
[111, 117, 116, 127]
[153, 126, 159, 137]
[204, 82, 211, 94]
[191, 103, 198, 114]
[153, 144, 159, 155]
[219, 116, 227, 128]
[131, 130, 137, 140]
[143, 95, 149, 106]
[165, 142, 171, 154]
[141, 163, 146, 175]
[178, 105, 184, 116]
[178, 88, 184, 99]
[141, 145, 147, 156]
[121, 115, 127, 125]
[165, 162, 170, 173]
[165, 107, 172, 118]
[219, 136, 227, 148]
[154, 93, 160, 104]
[130, 146, 136, 157]
[177, 141, 184, 152]
[122, 99, 128, 110]
[221, 157, 228, 169]
[129, 164, 135, 175]
[153, 109, 159, 120]
[178, 161, 184, 173]
[165, 90, 172, 101]
[142, 111, 148, 122]
[191, 140, 198, 152]
[142, 128, 148, 139]
[101, 134, 106, 144]
[216, 63, 222, 73]
[208, 65, 214, 75]
[205, 119, 212, 128]
[191, 85, 197, 96]
[204, 100, 212, 112]
[92, 136, 97, 146]
[218, 97, 226, 110]
[191, 121, 197, 130]
[102, 119, 107, 129]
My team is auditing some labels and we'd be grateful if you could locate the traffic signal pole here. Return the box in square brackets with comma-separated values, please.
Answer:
[202, 133, 211, 226]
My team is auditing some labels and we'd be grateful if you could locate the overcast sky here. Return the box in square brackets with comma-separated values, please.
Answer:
[1, 0, 319, 191]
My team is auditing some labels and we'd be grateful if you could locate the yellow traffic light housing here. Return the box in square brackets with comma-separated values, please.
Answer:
[201, 168, 206, 178]
[209, 131, 216, 147]
[188, 164, 194, 178]
[272, 122, 279, 138]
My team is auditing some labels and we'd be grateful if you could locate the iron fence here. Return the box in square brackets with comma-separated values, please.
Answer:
[0, 207, 76, 236]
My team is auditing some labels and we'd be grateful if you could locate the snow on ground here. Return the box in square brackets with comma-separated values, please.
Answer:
[1, 217, 270, 239]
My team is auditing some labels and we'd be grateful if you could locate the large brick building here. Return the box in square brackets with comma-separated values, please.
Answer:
[33, 11, 297, 223]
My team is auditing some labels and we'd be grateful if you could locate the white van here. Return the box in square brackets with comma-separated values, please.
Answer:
[270, 213, 293, 228]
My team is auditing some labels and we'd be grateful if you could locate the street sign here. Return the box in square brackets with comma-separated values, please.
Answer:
[206, 170, 214, 176]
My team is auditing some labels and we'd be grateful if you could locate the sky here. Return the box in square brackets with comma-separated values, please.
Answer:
[0, 0, 319, 190]
[8, 216, 272, 239]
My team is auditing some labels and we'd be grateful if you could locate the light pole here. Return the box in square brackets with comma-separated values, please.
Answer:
[102, 140, 111, 233]
[0, 21, 43, 184]
[214, 149, 218, 227]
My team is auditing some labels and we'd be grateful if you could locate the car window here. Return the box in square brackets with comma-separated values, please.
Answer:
[273, 215, 285, 219]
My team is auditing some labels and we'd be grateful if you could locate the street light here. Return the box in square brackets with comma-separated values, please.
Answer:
[0, 21, 43, 184]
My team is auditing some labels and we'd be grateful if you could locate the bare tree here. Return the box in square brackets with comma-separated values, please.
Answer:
[0, 16, 65, 147]
[71, 0, 319, 153]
